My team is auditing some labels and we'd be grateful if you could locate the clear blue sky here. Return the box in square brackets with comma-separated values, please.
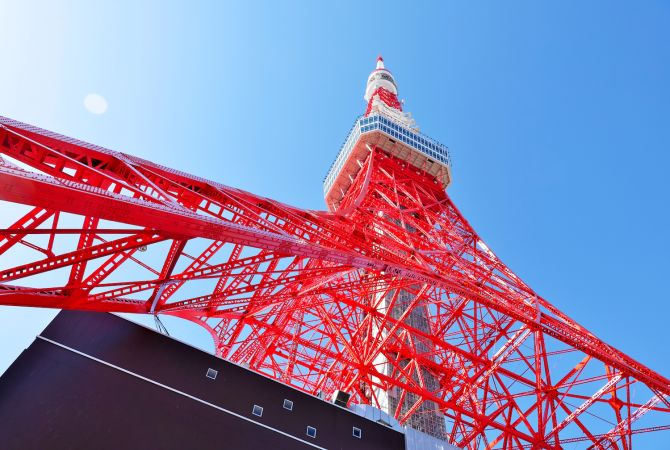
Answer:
[1, 1, 669, 446]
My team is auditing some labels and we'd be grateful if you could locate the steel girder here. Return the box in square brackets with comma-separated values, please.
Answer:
[0, 116, 669, 449]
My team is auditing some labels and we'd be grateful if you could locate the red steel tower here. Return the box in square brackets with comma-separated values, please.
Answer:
[0, 57, 669, 449]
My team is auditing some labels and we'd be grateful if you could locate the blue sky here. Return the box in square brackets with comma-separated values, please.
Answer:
[1, 1, 669, 445]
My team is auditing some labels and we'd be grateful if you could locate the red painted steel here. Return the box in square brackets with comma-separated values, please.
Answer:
[0, 109, 669, 449]
[365, 86, 403, 116]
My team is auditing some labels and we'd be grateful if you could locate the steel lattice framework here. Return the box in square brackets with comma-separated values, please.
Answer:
[0, 61, 669, 449]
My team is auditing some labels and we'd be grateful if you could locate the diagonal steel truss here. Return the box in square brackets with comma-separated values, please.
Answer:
[0, 115, 669, 449]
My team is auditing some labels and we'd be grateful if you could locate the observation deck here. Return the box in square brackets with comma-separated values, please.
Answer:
[323, 112, 451, 211]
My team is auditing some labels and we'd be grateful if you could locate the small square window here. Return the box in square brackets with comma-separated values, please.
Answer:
[353, 427, 362, 438]
[283, 399, 293, 411]
[252, 405, 263, 417]
[306, 426, 317, 438]
[206, 368, 218, 380]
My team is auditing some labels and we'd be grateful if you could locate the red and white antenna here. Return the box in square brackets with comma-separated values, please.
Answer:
[364, 55, 404, 116]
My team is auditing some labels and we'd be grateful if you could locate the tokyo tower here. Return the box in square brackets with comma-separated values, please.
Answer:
[0, 57, 669, 449]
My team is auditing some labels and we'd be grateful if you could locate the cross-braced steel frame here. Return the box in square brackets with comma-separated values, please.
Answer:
[0, 116, 668, 449]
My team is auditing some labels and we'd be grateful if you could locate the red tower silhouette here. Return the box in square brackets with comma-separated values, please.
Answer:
[0, 58, 669, 449]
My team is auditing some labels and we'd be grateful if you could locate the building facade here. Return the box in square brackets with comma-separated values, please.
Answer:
[0, 310, 407, 450]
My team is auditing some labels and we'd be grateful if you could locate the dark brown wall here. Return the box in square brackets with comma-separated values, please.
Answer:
[0, 310, 405, 450]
